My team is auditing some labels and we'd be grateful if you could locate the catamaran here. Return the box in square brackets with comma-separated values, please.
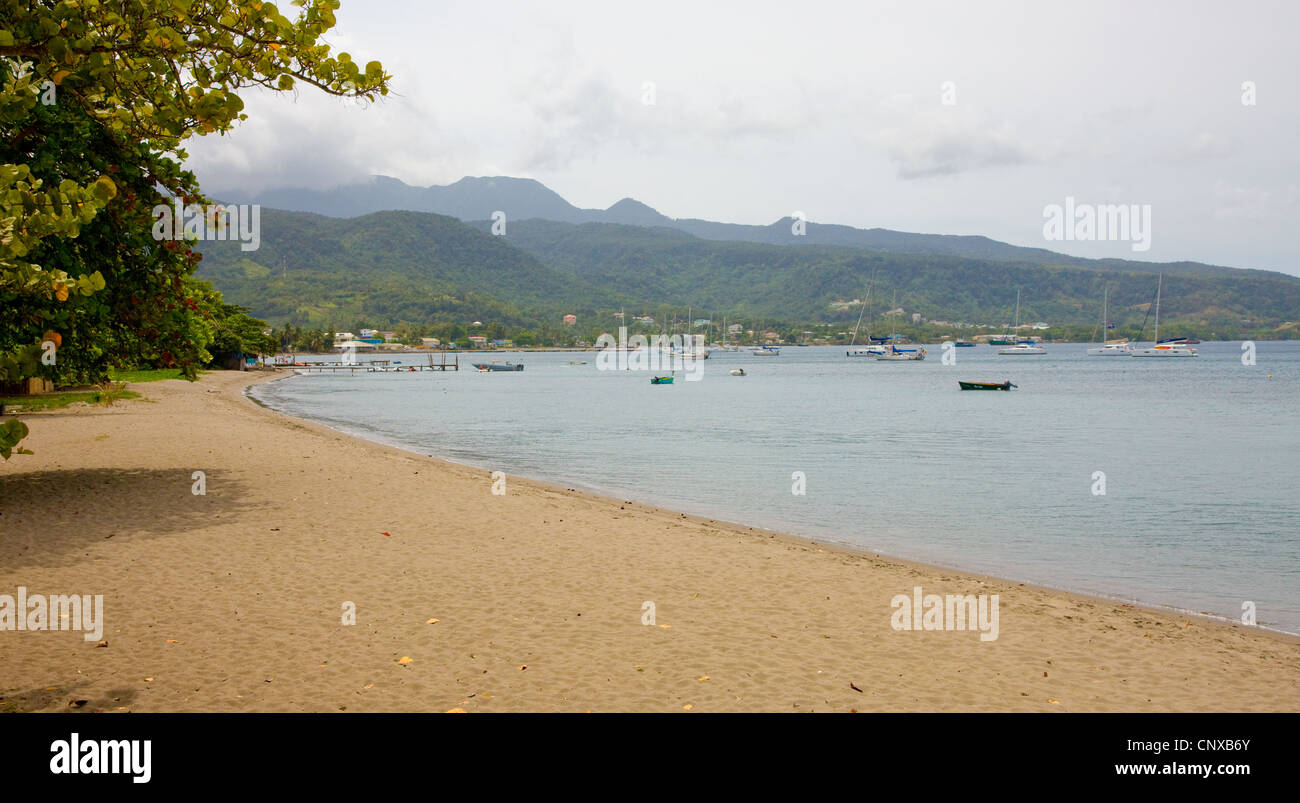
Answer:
[997, 290, 1045, 355]
[1131, 274, 1197, 357]
[876, 344, 926, 361]
[1087, 287, 1132, 355]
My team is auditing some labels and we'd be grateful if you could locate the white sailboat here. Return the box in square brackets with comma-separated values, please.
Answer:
[1087, 287, 1132, 355]
[846, 278, 886, 357]
[1131, 274, 1197, 357]
[997, 290, 1045, 355]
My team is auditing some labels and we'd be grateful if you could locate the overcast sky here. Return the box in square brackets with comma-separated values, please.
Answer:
[188, 0, 1300, 275]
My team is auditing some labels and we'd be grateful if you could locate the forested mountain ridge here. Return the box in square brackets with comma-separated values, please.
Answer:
[195, 208, 1300, 339]
[236, 174, 1290, 282]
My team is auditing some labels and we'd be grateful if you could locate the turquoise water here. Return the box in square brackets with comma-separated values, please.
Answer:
[251, 343, 1300, 634]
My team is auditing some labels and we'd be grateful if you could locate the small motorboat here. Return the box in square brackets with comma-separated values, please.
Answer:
[650, 375, 674, 384]
[958, 380, 1017, 391]
[472, 361, 524, 372]
[730, 368, 745, 376]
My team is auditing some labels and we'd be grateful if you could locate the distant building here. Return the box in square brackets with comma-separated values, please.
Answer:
[635, 315, 654, 325]
[360, 328, 377, 338]
[563, 314, 577, 325]
[693, 319, 711, 326]
[728, 323, 743, 333]
[421, 337, 441, 348]
[911, 313, 922, 324]
[491, 339, 514, 347]
[468, 336, 488, 347]
[334, 340, 376, 353]
[333, 332, 355, 343]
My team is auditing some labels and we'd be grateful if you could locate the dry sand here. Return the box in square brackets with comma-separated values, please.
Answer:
[1, 369, 1297, 712]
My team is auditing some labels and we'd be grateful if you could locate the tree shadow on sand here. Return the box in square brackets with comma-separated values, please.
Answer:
[0, 468, 251, 570]
[0, 681, 143, 713]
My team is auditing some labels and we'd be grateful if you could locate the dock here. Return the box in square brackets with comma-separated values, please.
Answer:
[286, 354, 459, 374]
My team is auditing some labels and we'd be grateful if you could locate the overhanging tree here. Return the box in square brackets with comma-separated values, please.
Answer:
[0, 0, 390, 457]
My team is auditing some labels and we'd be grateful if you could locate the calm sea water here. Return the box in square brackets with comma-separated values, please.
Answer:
[251, 342, 1300, 634]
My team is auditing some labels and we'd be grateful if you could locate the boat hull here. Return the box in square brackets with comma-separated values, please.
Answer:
[1131, 347, 1197, 357]
[959, 381, 1016, 391]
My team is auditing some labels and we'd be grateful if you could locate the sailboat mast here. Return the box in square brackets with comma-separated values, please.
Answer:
[1153, 274, 1162, 344]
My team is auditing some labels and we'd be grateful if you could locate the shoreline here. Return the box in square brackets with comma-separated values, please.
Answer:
[1, 368, 1297, 712]
[248, 370, 1300, 640]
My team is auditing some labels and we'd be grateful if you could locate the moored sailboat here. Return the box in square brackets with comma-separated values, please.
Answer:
[1131, 274, 1197, 357]
[1087, 287, 1132, 355]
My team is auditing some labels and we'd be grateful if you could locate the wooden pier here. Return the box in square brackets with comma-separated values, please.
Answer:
[285, 354, 459, 374]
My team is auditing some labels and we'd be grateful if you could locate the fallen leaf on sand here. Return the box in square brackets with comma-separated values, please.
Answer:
[396, 656, 413, 665]
[426, 618, 439, 624]
[143, 678, 153, 682]
[850, 682, 864, 693]
[445, 707, 466, 713]
[363, 684, 374, 690]
[166, 639, 180, 644]
[381, 531, 391, 536]
[683, 704, 693, 710]
[659, 624, 671, 629]
[95, 640, 108, 648]
[1048, 699, 1061, 705]
[697, 676, 709, 682]
[519, 665, 528, 671]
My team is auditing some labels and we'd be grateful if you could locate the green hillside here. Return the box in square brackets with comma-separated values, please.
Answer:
[195, 209, 630, 330]
[195, 209, 1300, 340]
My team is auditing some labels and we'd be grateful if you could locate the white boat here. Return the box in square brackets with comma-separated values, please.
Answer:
[846, 277, 881, 357]
[751, 345, 780, 356]
[1131, 274, 1197, 358]
[876, 345, 925, 361]
[998, 342, 1045, 355]
[997, 291, 1045, 355]
[1088, 340, 1133, 356]
[1086, 287, 1130, 355]
[847, 346, 886, 357]
[730, 368, 745, 376]
[665, 345, 710, 360]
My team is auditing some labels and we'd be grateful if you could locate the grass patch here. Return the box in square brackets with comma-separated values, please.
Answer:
[107, 367, 198, 384]
[1, 389, 141, 412]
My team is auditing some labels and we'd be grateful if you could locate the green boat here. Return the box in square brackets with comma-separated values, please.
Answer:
[987, 338, 1014, 346]
[650, 376, 674, 385]
[959, 380, 1016, 391]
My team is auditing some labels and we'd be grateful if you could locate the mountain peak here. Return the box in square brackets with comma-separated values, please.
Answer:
[602, 197, 670, 226]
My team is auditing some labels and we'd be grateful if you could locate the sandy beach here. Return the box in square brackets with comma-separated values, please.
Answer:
[1, 369, 1297, 713]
